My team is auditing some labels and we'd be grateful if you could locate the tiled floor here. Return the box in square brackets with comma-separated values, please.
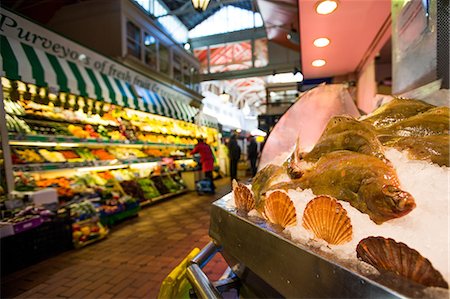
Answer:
[1, 178, 233, 299]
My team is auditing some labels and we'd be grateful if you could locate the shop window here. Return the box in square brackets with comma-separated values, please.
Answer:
[183, 74, 191, 87]
[127, 21, 141, 59]
[159, 43, 170, 75]
[174, 68, 182, 82]
[173, 54, 182, 82]
[144, 33, 158, 70]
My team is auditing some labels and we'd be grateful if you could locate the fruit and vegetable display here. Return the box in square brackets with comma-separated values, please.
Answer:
[38, 149, 67, 163]
[107, 148, 147, 160]
[12, 148, 45, 164]
[4, 86, 218, 148]
[137, 178, 160, 199]
[74, 148, 96, 161]
[160, 175, 184, 193]
[59, 150, 84, 162]
[14, 172, 36, 191]
[6, 114, 33, 134]
[35, 177, 75, 199]
[150, 176, 170, 195]
[91, 149, 116, 161]
[71, 218, 108, 248]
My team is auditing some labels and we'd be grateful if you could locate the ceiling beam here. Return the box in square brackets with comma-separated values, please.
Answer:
[200, 62, 298, 81]
[190, 27, 266, 48]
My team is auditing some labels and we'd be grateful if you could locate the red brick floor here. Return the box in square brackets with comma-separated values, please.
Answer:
[1, 178, 233, 298]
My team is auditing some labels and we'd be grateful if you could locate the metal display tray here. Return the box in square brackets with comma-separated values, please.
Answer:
[209, 195, 443, 298]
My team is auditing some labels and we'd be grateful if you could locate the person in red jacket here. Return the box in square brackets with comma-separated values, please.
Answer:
[190, 138, 215, 191]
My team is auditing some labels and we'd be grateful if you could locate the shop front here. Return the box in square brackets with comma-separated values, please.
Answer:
[0, 8, 219, 269]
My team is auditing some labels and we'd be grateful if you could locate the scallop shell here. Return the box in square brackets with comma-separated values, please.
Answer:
[263, 191, 297, 228]
[302, 195, 352, 245]
[232, 179, 255, 212]
[357, 236, 448, 289]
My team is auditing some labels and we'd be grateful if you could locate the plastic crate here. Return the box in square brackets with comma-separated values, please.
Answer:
[13, 216, 44, 234]
[0, 223, 15, 238]
[100, 205, 140, 227]
[1, 214, 73, 275]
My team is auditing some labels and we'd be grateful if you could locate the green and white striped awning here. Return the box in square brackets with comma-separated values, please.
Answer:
[196, 113, 219, 129]
[0, 35, 200, 124]
[134, 85, 199, 123]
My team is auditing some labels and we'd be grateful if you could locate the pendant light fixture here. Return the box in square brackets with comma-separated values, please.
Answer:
[191, 0, 210, 12]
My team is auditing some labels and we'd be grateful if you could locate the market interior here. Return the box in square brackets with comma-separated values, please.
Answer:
[0, 0, 449, 298]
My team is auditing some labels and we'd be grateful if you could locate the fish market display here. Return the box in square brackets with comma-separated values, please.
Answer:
[362, 98, 434, 128]
[274, 151, 416, 224]
[251, 164, 288, 210]
[287, 115, 387, 178]
[376, 106, 450, 137]
[232, 180, 255, 213]
[302, 195, 352, 245]
[225, 96, 449, 292]
[381, 135, 449, 167]
[356, 237, 448, 289]
[262, 191, 297, 228]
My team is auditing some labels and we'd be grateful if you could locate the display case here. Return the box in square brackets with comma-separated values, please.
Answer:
[197, 84, 450, 298]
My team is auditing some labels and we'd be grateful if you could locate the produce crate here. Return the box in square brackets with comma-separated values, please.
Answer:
[0, 223, 15, 238]
[0, 213, 73, 275]
[72, 218, 108, 249]
[100, 205, 140, 227]
[12, 216, 44, 234]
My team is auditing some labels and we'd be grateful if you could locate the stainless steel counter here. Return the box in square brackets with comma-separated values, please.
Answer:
[209, 195, 440, 298]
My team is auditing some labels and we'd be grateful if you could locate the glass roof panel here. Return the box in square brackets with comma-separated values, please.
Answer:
[189, 6, 263, 39]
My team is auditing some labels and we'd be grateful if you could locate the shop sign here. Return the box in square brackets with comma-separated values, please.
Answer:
[0, 9, 191, 104]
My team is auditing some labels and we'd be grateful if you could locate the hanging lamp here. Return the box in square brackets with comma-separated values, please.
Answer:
[191, 0, 210, 12]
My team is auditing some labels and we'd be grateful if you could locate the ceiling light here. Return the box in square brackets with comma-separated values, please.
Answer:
[219, 92, 230, 103]
[269, 72, 304, 83]
[316, 0, 338, 15]
[184, 43, 191, 50]
[313, 37, 330, 47]
[312, 59, 326, 67]
[191, 0, 210, 12]
[286, 28, 300, 45]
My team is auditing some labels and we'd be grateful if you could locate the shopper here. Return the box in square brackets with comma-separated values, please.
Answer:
[247, 136, 258, 176]
[191, 138, 215, 191]
[228, 133, 241, 181]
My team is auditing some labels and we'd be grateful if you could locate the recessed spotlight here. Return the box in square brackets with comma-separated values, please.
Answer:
[184, 43, 191, 50]
[313, 37, 330, 47]
[316, 0, 338, 15]
[312, 59, 326, 67]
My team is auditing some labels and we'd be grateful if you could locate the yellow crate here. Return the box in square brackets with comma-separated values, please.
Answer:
[158, 247, 200, 299]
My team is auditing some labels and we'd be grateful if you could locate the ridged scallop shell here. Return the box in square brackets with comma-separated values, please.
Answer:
[302, 195, 352, 245]
[357, 237, 448, 289]
[232, 180, 255, 212]
[263, 191, 297, 228]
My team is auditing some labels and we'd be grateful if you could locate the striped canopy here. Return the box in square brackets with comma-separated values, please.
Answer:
[0, 35, 202, 125]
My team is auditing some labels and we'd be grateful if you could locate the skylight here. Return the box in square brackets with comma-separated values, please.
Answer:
[189, 6, 264, 39]
[158, 16, 189, 43]
[133, 0, 168, 17]
[134, 0, 189, 44]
